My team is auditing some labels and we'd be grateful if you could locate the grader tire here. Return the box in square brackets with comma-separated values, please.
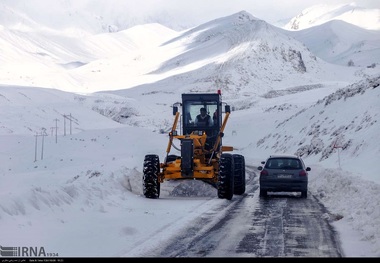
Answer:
[233, 154, 246, 195]
[143, 154, 161, 199]
[217, 153, 234, 200]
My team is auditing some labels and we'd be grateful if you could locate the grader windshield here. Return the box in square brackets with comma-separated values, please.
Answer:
[181, 93, 222, 137]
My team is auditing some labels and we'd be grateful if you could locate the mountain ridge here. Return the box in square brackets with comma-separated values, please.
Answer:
[284, 3, 380, 30]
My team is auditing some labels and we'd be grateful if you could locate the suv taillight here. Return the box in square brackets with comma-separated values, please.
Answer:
[299, 170, 307, 176]
[260, 170, 268, 176]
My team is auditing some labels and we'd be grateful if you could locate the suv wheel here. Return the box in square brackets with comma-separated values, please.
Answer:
[259, 188, 267, 197]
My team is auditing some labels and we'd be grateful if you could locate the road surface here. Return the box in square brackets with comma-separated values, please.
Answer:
[142, 165, 343, 257]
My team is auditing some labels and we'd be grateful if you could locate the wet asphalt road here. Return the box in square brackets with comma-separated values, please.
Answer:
[143, 166, 343, 257]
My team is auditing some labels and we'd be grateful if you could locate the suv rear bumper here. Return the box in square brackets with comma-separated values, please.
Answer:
[260, 180, 307, 192]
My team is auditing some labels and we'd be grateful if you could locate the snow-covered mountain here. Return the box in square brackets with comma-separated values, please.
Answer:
[284, 2, 380, 30]
[1, 10, 373, 93]
[0, 21, 178, 92]
[107, 12, 347, 99]
[284, 20, 380, 67]
[1, 8, 379, 178]
[1, 2, 379, 93]
[2, 1, 379, 33]
[0, 0, 192, 33]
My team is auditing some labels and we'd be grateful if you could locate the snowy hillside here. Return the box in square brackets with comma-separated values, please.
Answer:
[254, 75, 380, 183]
[0, 22, 177, 92]
[285, 20, 380, 67]
[284, 3, 380, 30]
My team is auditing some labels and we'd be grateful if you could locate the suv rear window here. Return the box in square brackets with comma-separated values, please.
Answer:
[264, 158, 301, 169]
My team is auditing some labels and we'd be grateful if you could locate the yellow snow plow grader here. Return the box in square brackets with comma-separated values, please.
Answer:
[142, 90, 245, 200]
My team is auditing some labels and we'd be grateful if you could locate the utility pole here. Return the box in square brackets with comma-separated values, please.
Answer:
[34, 128, 48, 161]
[63, 114, 78, 135]
[63, 114, 66, 136]
[69, 113, 72, 135]
[41, 128, 47, 160]
[333, 138, 342, 169]
[34, 132, 38, 162]
[51, 118, 59, 143]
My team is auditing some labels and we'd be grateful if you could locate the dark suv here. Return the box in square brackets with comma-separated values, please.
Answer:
[258, 154, 311, 198]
